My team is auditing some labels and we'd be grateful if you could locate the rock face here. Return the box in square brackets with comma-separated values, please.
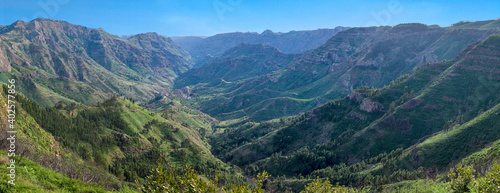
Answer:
[0, 43, 11, 72]
[360, 98, 383, 113]
[402, 99, 424, 109]
[348, 91, 364, 103]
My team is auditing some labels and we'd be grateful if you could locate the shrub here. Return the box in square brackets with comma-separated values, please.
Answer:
[448, 164, 475, 193]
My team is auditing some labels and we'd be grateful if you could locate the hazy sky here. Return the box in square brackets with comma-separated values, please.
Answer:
[1, 0, 499, 36]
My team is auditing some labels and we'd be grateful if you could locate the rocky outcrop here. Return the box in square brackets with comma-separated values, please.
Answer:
[402, 98, 424, 109]
[0, 44, 11, 72]
[382, 115, 412, 131]
[348, 91, 364, 103]
[360, 98, 383, 113]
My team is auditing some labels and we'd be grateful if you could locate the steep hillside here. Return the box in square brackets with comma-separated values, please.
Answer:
[175, 43, 298, 88]
[184, 23, 500, 121]
[172, 27, 349, 66]
[0, 86, 244, 191]
[0, 87, 127, 191]
[0, 18, 193, 106]
[403, 102, 500, 170]
[213, 33, 500, 183]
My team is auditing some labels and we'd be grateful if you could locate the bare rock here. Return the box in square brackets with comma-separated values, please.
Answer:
[402, 98, 424, 109]
[382, 115, 412, 131]
[348, 91, 364, 103]
[349, 112, 367, 121]
[0, 47, 11, 72]
[360, 98, 383, 113]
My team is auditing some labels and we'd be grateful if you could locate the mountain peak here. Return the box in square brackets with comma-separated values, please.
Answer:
[11, 20, 28, 28]
[29, 18, 72, 26]
[142, 32, 159, 36]
[32, 18, 58, 22]
[334, 26, 349, 31]
[128, 32, 161, 39]
[262, 29, 274, 35]
[127, 32, 178, 44]
[390, 23, 429, 33]
[5, 18, 89, 34]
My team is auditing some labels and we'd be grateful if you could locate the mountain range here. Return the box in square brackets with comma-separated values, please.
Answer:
[171, 27, 350, 67]
[1, 18, 500, 192]
[178, 21, 500, 122]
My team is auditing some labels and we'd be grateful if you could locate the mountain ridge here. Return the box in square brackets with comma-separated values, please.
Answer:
[172, 27, 350, 67]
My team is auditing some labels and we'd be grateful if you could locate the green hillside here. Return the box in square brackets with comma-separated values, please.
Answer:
[0, 85, 244, 192]
[405, 102, 500, 169]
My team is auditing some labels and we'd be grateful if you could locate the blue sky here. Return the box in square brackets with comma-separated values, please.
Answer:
[0, 0, 499, 37]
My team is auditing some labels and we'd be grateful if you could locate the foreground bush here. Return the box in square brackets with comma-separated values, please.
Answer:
[138, 160, 267, 193]
[301, 177, 369, 193]
[139, 160, 369, 193]
[448, 162, 500, 193]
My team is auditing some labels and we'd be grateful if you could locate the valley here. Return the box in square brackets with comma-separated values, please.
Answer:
[1, 18, 500, 192]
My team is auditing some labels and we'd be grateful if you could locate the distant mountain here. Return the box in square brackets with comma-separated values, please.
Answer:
[172, 27, 350, 67]
[0, 18, 193, 105]
[183, 23, 500, 121]
[170, 36, 207, 48]
[175, 43, 299, 88]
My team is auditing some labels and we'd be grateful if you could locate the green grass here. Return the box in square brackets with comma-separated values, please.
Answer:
[0, 151, 134, 193]
[381, 179, 447, 193]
